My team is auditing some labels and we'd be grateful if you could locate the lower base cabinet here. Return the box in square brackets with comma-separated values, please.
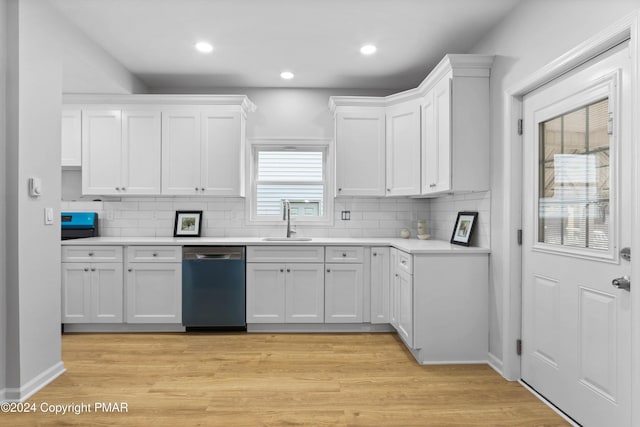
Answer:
[125, 262, 182, 323]
[324, 263, 363, 323]
[246, 263, 324, 323]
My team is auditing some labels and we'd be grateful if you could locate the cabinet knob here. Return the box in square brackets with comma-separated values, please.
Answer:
[91, 268, 96, 272]
[342, 253, 347, 257]
[326, 269, 331, 273]
[116, 187, 121, 191]
[201, 188, 205, 192]
[387, 188, 391, 192]
[88, 252, 94, 256]
[195, 187, 199, 191]
[430, 183, 436, 188]
[121, 187, 126, 191]
[395, 273, 399, 277]
[286, 269, 291, 273]
[152, 253, 158, 257]
[338, 188, 342, 192]
[401, 260, 407, 265]
[83, 268, 89, 272]
[373, 252, 377, 257]
[128, 268, 133, 272]
[280, 269, 284, 273]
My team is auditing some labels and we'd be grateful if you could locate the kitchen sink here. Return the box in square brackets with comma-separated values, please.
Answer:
[261, 237, 313, 241]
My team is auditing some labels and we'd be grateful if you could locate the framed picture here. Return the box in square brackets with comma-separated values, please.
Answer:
[173, 211, 203, 237]
[450, 211, 478, 246]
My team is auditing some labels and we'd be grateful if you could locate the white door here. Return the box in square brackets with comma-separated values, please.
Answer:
[370, 247, 390, 324]
[82, 110, 122, 195]
[335, 108, 386, 196]
[397, 269, 413, 347]
[246, 263, 286, 323]
[325, 263, 363, 323]
[201, 109, 243, 196]
[285, 263, 324, 323]
[161, 109, 202, 195]
[421, 75, 452, 195]
[90, 263, 123, 323]
[522, 43, 631, 427]
[121, 110, 161, 195]
[386, 100, 421, 196]
[126, 263, 181, 323]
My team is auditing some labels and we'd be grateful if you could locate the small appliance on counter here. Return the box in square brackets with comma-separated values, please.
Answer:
[61, 212, 99, 240]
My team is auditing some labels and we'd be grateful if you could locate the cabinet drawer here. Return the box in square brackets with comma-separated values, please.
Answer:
[247, 246, 324, 263]
[396, 250, 413, 274]
[325, 246, 364, 263]
[127, 246, 181, 263]
[62, 246, 123, 262]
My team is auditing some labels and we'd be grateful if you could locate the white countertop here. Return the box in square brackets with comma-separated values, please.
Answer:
[61, 236, 490, 255]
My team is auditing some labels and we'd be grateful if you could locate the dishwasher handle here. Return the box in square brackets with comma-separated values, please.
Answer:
[195, 254, 231, 260]
[183, 246, 245, 261]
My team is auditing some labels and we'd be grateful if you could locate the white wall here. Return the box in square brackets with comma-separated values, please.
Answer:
[4, 0, 71, 400]
[428, 192, 491, 248]
[470, 0, 640, 375]
[0, 0, 7, 399]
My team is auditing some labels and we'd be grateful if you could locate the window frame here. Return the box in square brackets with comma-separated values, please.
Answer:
[246, 138, 334, 226]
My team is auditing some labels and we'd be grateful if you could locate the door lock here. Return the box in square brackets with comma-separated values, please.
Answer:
[620, 247, 631, 262]
[612, 276, 631, 291]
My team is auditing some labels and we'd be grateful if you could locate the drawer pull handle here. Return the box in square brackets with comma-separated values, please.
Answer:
[152, 253, 158, 257]
[88, 252, 94, 256]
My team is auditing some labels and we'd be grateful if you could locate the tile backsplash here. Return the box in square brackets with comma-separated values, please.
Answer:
[62, 192, 490, 247]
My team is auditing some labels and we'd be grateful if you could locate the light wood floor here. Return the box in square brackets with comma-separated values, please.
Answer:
[6, 333, 568, 426]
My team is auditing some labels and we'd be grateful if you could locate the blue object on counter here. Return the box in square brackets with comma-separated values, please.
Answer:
[61, 212, 99, 239]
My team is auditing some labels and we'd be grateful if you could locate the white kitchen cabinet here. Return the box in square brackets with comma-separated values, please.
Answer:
[82, 109, 161, 195]
[324, 263, 363, 323]
[385, 99, 421, 196]
[421, 63, 491, 195]
[61, 109, 82, 167]
[62, 260, 123, 324]
[125, 263, 181, 324]
[370, 247, 390, 324]
[162, 107, 246, 196]
[246, 263, 286, 323]
[389, 249, 399, 328]
[246, 262, 323, 323]
[125, 245, 182, 324]
[285, 263, 325, 323]
[390, 248, 413, 347]
[334, 107, 386, 197]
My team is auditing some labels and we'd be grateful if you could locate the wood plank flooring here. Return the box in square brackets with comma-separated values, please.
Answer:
[5, 333, 568, 426]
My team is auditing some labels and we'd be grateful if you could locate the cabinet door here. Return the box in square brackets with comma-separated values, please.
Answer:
[201, 109, 244, 196]
[389, 249, 399, 328]
[90, 262, 123, 323]
[386, 101, 421, 196]
[285, 263, 324, 323]
[422, 76, 452, 195]
[325, 263, 363, 323]
[126, 263, 181, 323]
[246, 263, 286, 323]
[161, 109, 202, 195]
[397, 269, 414, 348]
[61, 263, 91, 323]
[61, 109, 82, 167]
[335, 109, 386, 196]
[122, 110, 161, 195]
[370, 247, 390, 324]
[82, 110, 122, 195]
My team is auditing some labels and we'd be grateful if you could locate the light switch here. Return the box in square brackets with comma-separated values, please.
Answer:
[44, 207, 54, 225]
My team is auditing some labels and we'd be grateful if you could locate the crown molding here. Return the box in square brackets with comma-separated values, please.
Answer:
[63, 94, 257, 113]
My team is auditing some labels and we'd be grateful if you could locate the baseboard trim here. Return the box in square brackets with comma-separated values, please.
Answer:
[519, 380, 581, 427]
[4, 361, 66, 402]
[247, 323, 395, 333]
[488, 352, 504, 376]
[63, 324, 186, 333]
[0, 388, 5, 402]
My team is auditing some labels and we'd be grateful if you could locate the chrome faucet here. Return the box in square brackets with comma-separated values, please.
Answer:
[282, 199, 295, 238]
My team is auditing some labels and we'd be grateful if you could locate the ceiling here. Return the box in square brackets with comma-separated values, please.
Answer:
[51, 0, 522, 92]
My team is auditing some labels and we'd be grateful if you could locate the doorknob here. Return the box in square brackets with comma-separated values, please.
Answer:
[612, 276, 631, 291]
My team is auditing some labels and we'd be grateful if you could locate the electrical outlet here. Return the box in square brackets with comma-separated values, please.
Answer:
[341, 210, 351, 221]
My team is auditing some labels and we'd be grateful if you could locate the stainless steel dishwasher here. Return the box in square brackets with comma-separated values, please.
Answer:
[182, 246, 246, 331]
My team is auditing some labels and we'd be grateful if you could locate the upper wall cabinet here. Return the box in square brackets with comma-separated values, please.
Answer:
[162, 106, 246, 196]
[82, 109, 161, 195]
[333, 107, 386, 197]
[61, 109, 82, 168]
[330, 54, 493, 198]
[420, 59, 491, 196]
[64, 95, 255, 197]
[385, 99, 421, 196]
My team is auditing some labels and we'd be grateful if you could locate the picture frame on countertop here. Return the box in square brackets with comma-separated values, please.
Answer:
[173, 210, 203, 237]
[450, 211, 478, 246]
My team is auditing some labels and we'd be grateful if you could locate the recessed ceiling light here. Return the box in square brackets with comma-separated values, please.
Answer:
[360, 44, 377, 55]
[280, 71, 294, 80]
[195, 42, 213, 53]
